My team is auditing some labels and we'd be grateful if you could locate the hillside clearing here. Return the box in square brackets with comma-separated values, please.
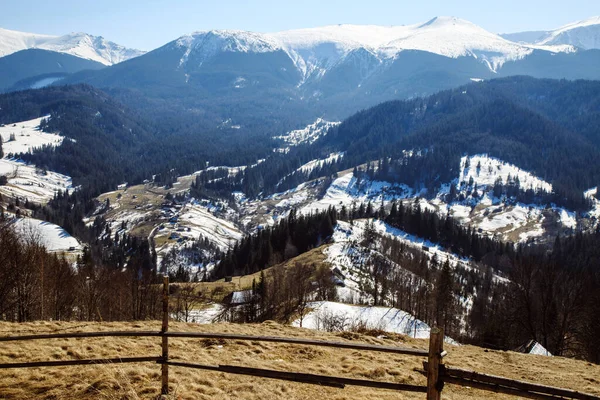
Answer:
[0, 321, 598, 399]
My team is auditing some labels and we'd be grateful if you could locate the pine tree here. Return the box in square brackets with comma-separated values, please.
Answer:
[435, 258, 457, 333]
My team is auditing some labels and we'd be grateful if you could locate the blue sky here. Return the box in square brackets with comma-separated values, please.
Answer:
[1, 0, 597, 50]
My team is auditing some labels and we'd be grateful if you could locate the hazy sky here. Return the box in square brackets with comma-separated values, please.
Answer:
[1, 0, 597, 50]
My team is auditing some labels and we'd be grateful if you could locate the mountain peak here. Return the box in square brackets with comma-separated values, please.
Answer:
[0, 27, 144, 65]
[177, 29, 281, 54]
[418, 16, 465, 28]
[502, 16, 600, 50]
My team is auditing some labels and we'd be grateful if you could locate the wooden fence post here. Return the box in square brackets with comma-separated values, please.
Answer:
[427, 327, 444, 400]
[161, 275, 169, 396]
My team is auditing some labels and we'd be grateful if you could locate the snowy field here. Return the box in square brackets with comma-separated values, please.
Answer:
[273, 118, 340, 152]
[0, 117, 72, 204]
[302, 171, 413, 214]
[297, 152, 345, 175]
[0, 159, 73, 204]
[293, 301, 457, 343]
[458, 155, 552, 193]
[177, 203, 244, 251]
[12, 217, 82, 253]
[0, 116, 63, 156]
[175, 304, 224, 324]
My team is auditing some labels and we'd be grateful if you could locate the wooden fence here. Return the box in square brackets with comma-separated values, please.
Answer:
[0, 276, 598, 400]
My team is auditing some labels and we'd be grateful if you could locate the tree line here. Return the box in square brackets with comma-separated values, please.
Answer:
[214, 208, 337, 279]
[0, 216, 162, 322]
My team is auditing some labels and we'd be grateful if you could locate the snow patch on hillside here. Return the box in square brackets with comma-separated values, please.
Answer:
[12, 217, 82, 253]
[584, 187, 600, 219]
[459, 155, 552, 193]
[0, 117, 72, 204]
[478, 203, 541, 232]
[273, 118, 340, 152]
[293, 301, 430, 338]
[297, 152, 344, 175]
[302, 171, 413, 214]
[0, 116, 63, 156]
[0, 159, 73, 204]
[177, 203, 243, 251]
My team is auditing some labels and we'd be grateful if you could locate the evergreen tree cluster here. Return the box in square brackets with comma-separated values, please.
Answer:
[215, 208, 337, 278]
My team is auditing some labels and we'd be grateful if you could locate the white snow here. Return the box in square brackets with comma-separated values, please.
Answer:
[459, 155, 552, 194]
[294, 301, 458, 344]
[273, 118, 340, 150]
[537, 16, 600, 50]
[478, 204, 541, 232]
[293, 301, 430, 337]
[172, 16, 575, 78]
[0, 27, 145, 65]
[29, 76, 64, 89]
[11, 217, 81, 252]
[0, 159, 73, 204]
[198, 159, 265, 178]
[176, 30, 283, 68]
[0, 116, 63, 156]
[302, 171, 412, 214]
[0, 117, 72, 204]
[377, 17, 539, 71]
[559, 209, 577, 229]
[177, 203, 243, 251]
[585, 187, 600, 220]
[449, 204, 472, 221]
[182, 304, 225, 324]
[297, 152, 344, 175]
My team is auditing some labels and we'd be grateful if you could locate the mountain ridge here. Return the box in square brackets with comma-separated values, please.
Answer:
[501, 16, 600, 50]
[0, 27, 145, 65]
[172, 16, 576, 76]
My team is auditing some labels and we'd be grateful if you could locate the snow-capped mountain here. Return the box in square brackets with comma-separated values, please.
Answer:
[174, 30, 284, 69]
[173, 16, 574, 77]
[0, 27, 145, 65]
[502, 16, 600, 50]
[55, 15, 600, 132]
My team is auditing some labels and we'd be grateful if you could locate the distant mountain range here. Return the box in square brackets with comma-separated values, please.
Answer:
[1, 16, 600, 132]
[0, 27, 145, 65]
[501, 16, 600, 49]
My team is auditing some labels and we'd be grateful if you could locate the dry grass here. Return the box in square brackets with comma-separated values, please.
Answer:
[0, 320, 598, 399]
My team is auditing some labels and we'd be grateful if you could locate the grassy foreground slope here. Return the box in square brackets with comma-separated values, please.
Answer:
[0, 321, 598, 399]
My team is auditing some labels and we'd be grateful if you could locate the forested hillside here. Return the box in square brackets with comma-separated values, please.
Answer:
[192, 77, 600, 210]
[0, 85, 275, 194]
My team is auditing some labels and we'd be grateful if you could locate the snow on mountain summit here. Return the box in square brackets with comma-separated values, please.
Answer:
[0, 27, 53, 58]
[177, 30, 283, 54]
[0, 27, 144, 65]
[537, 16, 600, 49]
[42, 32, 146, 65]
[175, 30, 283, 67]
[171, 16, 575, 76]
[378, 16, 536, 70]
[502, 16, 600, 51]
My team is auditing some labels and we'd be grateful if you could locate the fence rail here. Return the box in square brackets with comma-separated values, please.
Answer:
[0, 331, 161, 342]
[0, 356, 161, 369]
[166, 361, 428, 392]
[0, 276, 598, 400]
[164, 331, 428, 356]
[436, 364, 600, 400]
